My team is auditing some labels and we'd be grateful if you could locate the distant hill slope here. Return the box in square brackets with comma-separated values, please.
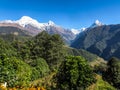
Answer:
[0, 26, 30, 35]
[0, 26, 31, 42]
[45, 26, 76, 45]
[71, 24, 120, 60]
[65, 46, 106, 64]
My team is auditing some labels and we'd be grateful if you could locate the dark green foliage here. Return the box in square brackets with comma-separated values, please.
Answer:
[30, 58, 50, 80]
[0, 31, 65, 87]
[12, 40, 31, 60]
[0, 55, 32, 87]
[56, 56, 96, 90]
[103, 57, 120, 89]
[0, 37, 50, 87]
[0, 38, 17, 57]
[30, 31, 65, 70]
[31, 31, 50, 59]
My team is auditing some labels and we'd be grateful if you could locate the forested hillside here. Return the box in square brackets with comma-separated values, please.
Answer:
[0, 31, 118, 90]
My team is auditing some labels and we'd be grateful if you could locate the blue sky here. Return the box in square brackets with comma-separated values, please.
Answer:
[0, 0, 120, 29]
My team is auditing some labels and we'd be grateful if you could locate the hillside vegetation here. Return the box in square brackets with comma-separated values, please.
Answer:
[0, 31, 118, 90]
[87, 75, 116, 90]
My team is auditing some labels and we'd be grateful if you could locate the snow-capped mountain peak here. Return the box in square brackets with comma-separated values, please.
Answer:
[16, 16, 45, 28]
[19, 16, 34, 21]
[95, 20, 102, 25]
[48, 20, 55, 26]
[0, 16, 57, 29]
[90, 20, 103, 28]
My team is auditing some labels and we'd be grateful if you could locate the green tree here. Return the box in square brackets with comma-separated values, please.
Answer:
[56, 56, 96, 90]
[31, 31, 65, 70]
[0, 55, 32, 87]
[30, 31, 50, 59]
[30, 58, 50, 80]
[12, 40, 31, 61]
[0, 38, 16, 57]
[45, 34, 64, 69]
[103, 57, 120, 89]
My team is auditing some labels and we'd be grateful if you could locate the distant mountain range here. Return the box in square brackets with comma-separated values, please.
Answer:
[0, 16, 80, 44]
[0, 16, 104, 44]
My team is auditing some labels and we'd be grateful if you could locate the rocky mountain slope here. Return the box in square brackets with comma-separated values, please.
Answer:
[71, 24, 120, 60]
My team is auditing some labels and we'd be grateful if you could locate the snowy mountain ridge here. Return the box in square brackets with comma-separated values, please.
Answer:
[0, 16, 104, 35]
[0, 16, 56, 29]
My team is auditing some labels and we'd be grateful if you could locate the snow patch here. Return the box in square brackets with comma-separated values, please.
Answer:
[71, 29, 80, 34]
[90, 20, 103, 28]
